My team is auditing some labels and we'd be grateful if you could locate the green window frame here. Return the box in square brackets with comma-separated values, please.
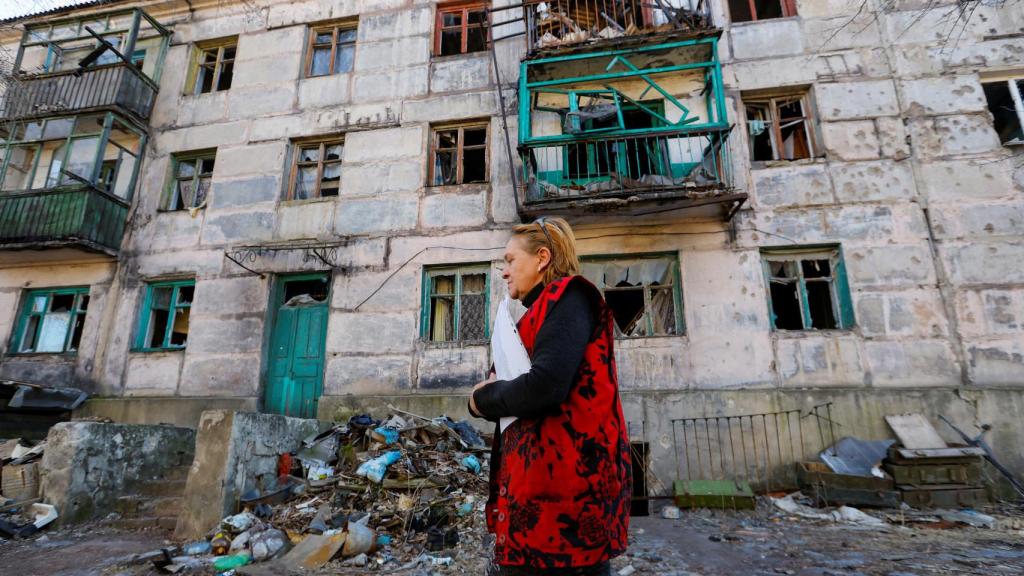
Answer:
[135, 279, 195, 351]
[165, 150, 216, 211]
[580, 254, 684, 337]
[11, 287, 90, 354]
[421, 265, 490, 342]
[761, 246, 854, 331]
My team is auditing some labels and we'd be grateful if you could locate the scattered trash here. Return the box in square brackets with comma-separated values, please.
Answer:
[211, 531, 232, 555]
[771, 492, 886, 527]
[618, 565, 637, 576]
[819, 437, 895, 478]
[181, 540, 212, 556]
[222, 512, 258, 534]
[212, 552, 252, 571]
[279, 533, 346, 570]
[355, 450, 401, 483]
[461, 454, 481, 474]
[934, 508, 996, 529]
[660, 505, 681, 519]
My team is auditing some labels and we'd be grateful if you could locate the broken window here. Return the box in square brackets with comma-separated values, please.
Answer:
[728, 0, 797, 23]
[288, 138, 344, 200]
[13, 287, 90, 353]
[762, 248, 854, 331]
[982, 79, 1024, 146]
[430, 123, 489, 186]
[580, 256, 682, 337]
[745, 92, 818, 162]
[0, 114, 143, 196]
[137, 280, 194, 350]
[435, 2, 489, 56]
[188, 38, 236, 95]
[306, 23, 357, 77]
[166, 151, 216, 211]
[423, 266, 489, 342]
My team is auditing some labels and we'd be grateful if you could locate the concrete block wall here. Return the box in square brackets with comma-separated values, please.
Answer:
[0, 0, 1021, 441]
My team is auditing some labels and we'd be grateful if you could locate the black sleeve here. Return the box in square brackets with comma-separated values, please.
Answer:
[473, 281, 598, 420]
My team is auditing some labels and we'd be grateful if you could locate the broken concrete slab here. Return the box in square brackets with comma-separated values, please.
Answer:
[175, 411, 330, 540]
[40, 421, 195, 526]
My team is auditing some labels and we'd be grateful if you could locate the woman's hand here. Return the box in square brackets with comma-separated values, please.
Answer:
[469, 375, 497, 416]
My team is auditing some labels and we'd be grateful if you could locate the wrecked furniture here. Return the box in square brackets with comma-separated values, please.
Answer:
[884, 413, 991, 508]
[798, 461, 901, 509]
[674, 479, 755, 510]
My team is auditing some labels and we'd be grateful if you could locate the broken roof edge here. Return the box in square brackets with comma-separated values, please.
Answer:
[0, 0, 122, 26]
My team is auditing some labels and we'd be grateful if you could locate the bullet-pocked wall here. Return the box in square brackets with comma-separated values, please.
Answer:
[0, 0, 1022, 480]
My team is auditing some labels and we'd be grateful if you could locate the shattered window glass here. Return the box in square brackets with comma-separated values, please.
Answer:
[290, 138, 344, 199]
[581, 256, 681, 337]
[15, 288, 90, 353]
[192, 40, 236, 95]
[168, 151, 216, 210]
[425, 267, 489, 342]
[983, 80, 1024, 145]
[436, 4, 488, 56]
[139, 281, 194, 350]
[745, 93, 816, 162]
[430, 124, 488, 186]
[763, 250, 850, 331]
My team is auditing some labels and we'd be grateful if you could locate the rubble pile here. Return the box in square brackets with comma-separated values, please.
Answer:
[146, 411, 492, 574]
[0, 438, 56, 539]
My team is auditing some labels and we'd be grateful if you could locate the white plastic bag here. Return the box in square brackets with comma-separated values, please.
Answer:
[491, 295, 531, 432]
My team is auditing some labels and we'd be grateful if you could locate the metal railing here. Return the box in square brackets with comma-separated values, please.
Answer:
[520, 127, 732, 204]
[0, 185, 129, 255]
[671, 403, 840, 493]
[526, 0, 712, 50]
[0, 63, 156, 122]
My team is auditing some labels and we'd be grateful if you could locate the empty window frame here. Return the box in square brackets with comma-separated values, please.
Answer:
[166, 150, 215, 211]
[422, 266, 489, 342]
[188, 38, 236, 95]
[762, 248, 854, 331]
[580, 255, 683, 337]
[430, 123, 489, 186]
[435, 2, 489, 56]
[306, 23, 357, 77]
[136, 280, 194, 350]
[982, 78, 1024, 145]
[288, 138, 343, 200]
[728, 0, 797, 23]
[745, 92, 818, 162]
[12, 287, 90, 353]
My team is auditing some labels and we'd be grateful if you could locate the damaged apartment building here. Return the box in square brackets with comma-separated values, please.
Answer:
[1, 0, 1024, 486]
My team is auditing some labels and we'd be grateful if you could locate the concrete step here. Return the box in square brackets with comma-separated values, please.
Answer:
[139, 496, 183, 518]
[114, 495, 142, 516]
[136, 479, 187, 498]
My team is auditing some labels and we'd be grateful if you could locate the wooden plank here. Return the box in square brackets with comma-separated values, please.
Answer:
[885, 413, 947, 449]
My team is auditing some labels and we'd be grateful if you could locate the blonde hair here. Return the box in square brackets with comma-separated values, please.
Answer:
[511, 216, 580, 285]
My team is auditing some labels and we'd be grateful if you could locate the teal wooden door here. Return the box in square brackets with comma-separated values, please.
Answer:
[265, 276, 329, 418]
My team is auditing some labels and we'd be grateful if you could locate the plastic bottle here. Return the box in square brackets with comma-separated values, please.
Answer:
[212, 552, 251, 571]
[211, 532, 232, 556]
[181, 540, 212, 555]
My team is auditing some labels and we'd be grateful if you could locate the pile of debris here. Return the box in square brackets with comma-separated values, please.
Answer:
[135, 410, 491, 574]
[0, 437, 57, 538]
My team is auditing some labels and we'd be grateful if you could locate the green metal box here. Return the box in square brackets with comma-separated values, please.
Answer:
[673, 479, 756, 510]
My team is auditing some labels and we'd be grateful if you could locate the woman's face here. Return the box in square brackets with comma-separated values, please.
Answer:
[503, 235, 549, 300]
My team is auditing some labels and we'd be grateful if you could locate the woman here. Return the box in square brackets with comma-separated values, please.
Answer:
[470, 217, 631, 576]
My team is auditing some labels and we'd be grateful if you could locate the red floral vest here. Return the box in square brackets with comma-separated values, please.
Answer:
[486, 276, 631, 568]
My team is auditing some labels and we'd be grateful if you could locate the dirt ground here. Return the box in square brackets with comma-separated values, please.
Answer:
[2, 503, 1023, 576]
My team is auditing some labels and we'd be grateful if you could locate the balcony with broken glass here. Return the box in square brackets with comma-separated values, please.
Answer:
[523, 0, 714, 52]
[517, 35, 744, 219]
[0, 8, 171, 124]
[0, 112, 145, 260]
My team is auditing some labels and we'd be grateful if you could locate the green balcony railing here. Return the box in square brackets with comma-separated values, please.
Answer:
[0, 185, 129, 255]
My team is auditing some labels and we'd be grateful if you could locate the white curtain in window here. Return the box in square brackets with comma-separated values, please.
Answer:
[581, 259, 671, 288]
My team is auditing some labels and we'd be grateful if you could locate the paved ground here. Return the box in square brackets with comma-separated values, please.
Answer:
[2, 503, 1023, 575]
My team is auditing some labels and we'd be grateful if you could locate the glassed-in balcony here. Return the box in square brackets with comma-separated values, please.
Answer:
[1, 8, 170, 123]
[525, 0, 713, 53]
[517, 35, 744, 219]
[0, 112, 145, 257]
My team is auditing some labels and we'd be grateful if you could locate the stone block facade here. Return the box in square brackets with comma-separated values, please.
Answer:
[0, 0, 1023, 483]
